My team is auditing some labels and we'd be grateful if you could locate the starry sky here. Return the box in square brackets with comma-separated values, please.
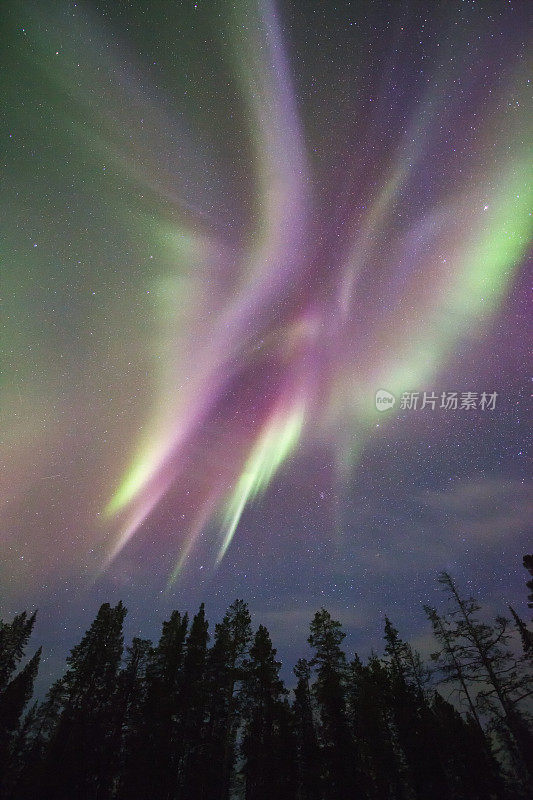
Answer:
[1, 0, 531, 691]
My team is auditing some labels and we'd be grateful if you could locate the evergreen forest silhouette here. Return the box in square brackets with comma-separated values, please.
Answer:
[1, 560, 532, 800]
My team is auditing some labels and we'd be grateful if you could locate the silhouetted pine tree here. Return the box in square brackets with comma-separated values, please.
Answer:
[431, 691, 504, 800]
[113, 637, 153, 798]
[425, 602, 507, 795]
[509, 607, 533, 662]
[437, 572, 533, 785]
[347, 653, 405, 800]
[0, 611, 41, 798]
[383, 617, 449, 800]
[274, 697, 299, 800]
[0, 612, 37, 693]
[240, 624, 296, 799]
[2, 700, 40, 799]
[196, 599, 251, 800]
[119, 610, 188, 800]
[174, 603, 209, 798]
[16, 677, 65, 799]
[292, 658, 323, 800]
[308, 608, 366, 800]
[425, 604, 486, 731]
[37, 601, 127, 800]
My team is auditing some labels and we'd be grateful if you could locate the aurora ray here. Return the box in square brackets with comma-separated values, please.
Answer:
[102, 1, 532, 578]
[1, 0, 531, 589]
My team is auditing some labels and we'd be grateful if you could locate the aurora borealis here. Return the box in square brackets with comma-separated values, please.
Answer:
[1, 0, 531, 686]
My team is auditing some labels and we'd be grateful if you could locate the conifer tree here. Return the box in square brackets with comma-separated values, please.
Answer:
[347, 654, 404, 800]
[197, 599, 252, 800]
[113, 636, 153, 798]
[175, 603, 210, 797]
[308, 609, 366, 800]
[437, 572, 533, 783]
[431, 691, 503, 800]
[117, 636, 153, 727]
[0, 648, 41, 744]
[0, 612, 37, 693]
[0, 611, 41, 798]
[293, 658, 323, 800]
[2, 700, 40, 799]
[383, 617, 449, 800]
[240, 625, 295, 800]
[509, 606, 533, 661]
[38, 601, 127, 800]
[274, 697, 299, 800]
[20, 675, 66, 789]
[119, 610, 188, 800]
[425, 604, 484, 728]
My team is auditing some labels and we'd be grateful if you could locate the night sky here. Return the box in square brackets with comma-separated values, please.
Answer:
[1, 0, 531, 693]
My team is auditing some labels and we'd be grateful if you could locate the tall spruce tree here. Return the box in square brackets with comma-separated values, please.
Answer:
[509, 607, 533, 661]
[274, 697, 299, 800]
[383, 617, 449, 800]
[293, 658, 323, 800]
[347, 653, 405, 800]
[17, 677, 66, 799]
[437, 572, 533, 783]
[308, 609, 366, 800]
[0, 612, 37, 693]
[114, 637, 153, 799]
[197, 599, 252, 800]
[37, 601, 127, 800]
[240, 625, 296, 800]
[0, 611, 41, 798]
[119, 610, 188, 800]
[425, 603, 485, 732]
[174, 603, 210, 798]
[431, 691, 504, 800]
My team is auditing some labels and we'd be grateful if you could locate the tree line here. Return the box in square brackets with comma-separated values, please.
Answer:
[0, 560, 532, 800]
